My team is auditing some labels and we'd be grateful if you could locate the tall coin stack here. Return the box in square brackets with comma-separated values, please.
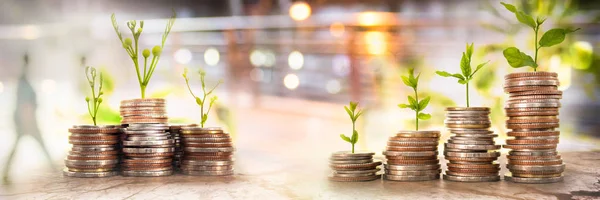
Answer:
[383, 131, 441, 181]
[169, 124, 197, 171]
[180, 127, 235, 176]
[120, 98, 174, 177]
[63, 125, 121, 178]
[503, 72, 564, 184]
[443, 107, 501, 182]
[329, 151, 382, 182]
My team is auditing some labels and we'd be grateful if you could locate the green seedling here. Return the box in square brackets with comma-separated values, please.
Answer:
[340, 101, 363, 154]
[85, 66, 104, 126]
[500, 2, 579, 71]
[183, 68, 222, 128]
[111, 11, 176, 98]
[398, 68, 431, 131]
[436, 43, 489, 107]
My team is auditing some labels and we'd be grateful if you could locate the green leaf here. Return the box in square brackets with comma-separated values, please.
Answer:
[466, 43, 474, 58]
[398, 103, 410, 108]
[351, 130, 358, 144]
[201, 114, 208, 124]
[500, 2, 517, 13]
[349, 101, 358, 112]
[417, 113, 431, 120]
[355, 110, 363, 121]
[539, 28, 580, 48]
[503, 47, 538, 68]
[340, 134, 352, 143]
[413, 73, 421, 88]
[458, 79, 468, 84]
[344, 106, 353, 118]
[408, 96, 418, 108]
[472, 61, 490, 76]
[460, 52, 471, 77]
[536, 16, 547, 26]
[195, 97, 202, 105]
[516, 11, 536, 29]
[418, 96, 431, 112]
[436, 71, 465, 80]
[401, 75, 412, 87]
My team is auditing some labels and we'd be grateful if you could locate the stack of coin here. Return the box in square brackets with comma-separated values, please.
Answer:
[120, 98, 168, 125]
[180, 127, 234, 176]
[329, 151, 381, 182]
[503, 72, 564, 184]
[383, 131, 441, 181]
[443, 107, 501, 182]
[169, 124, 197, 171]
[121, 123, 174, 177]
[63, 125, 121, 178]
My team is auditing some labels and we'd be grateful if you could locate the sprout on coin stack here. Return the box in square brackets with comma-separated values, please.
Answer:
[499, 2, 575, 184]
[112, 12, 177, 177]
[179, 68, 234, 176]
[64, 67, 121, 178]
[329, 102, 382, 182]
[436, 44, 501, 182]
[382, 69, 441, 182]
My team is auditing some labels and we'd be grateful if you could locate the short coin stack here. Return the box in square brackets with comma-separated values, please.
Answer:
[443, 107, 501, 182]
[503, 72, 564, 184]
[120, 98, 168, 125]
[121, 123, 174, 177]
[169, 124, 197, 171]
[383, 131, 441, 181]
[329, 151, 381, 182]
[180, 127, 235, 176]
[63, 125, 121, 178]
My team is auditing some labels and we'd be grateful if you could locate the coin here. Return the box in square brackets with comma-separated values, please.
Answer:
[508, 159, 563, 166]
[443, 174, 500, 182]
[503, 144, 557, 150]
[64, 159, 119, 166]
[504, 86, 558, 93]
[384, 164, 440, 171]
[444, 152, 500, 158]
[445, 143, 500, 150]
[180, 165, 233, 171]
[386, 146, 437, 151]
[448, 139, 494, 145]
[447, 163, 499, 169]
[504, 72, 557, 79]
[330, 161, 382, 170]
[508, 150, 558, 156]
[386, 141, 438, 147]
[510, 173, 562, 178]
[504, 175, 563, 184]
[507, 130, 560, 137]
[330, 159, 373, 164]
[506, 164, 565, 171]
[334, 168, 380, 174]
[184, 147, 234, 153]
[331, 172, 377, 178]
[384, 174, 439, 181]
[329, 174, 381, 182]
[181, 170, 234, 176]
[63, 168, 118, 178]
[446, 107, 490, 111]
[384, 169, 440, 176]
[505, 80, 559, 87]
[508, 90, 562, 97]
[386, 159, 439, 165]
[382, 151, 438, 157]
[506, 138, 559, 145]
[395, 131, 440, 138]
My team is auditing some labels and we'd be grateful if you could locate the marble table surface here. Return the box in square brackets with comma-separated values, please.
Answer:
[1, 151, 599, 200]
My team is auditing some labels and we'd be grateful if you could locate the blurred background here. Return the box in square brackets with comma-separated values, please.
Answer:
[0, 0, 599, 185]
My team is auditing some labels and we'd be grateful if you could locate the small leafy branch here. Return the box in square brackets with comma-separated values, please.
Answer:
[183, 68, 222, 128]
[500, 2, 580, 71]
[111, 11, 176, 98]
[85, 66, 104, 126]
[398, 68, 431, 131]
[436, 43, 489, 107]
[340, 101, 363, 154]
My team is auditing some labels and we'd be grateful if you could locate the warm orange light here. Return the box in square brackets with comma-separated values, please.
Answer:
[289, 2, 311, 21]
[365, 32, 387, 55]
[329, 22, 345, 37]
[358, 12, 381, 26]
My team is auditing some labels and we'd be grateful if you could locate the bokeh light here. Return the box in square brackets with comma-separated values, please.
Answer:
[204, 48, 220, 66]
[289, 2, 311, 21]
[250, 49, 266, 67]
[330, 22, 345, 37]
[288, 51, 304, 70]
[326, 80, 341, 94]
[364, 31, 387, 55]
[283, 74, 300, 90]
[174, 48, 193, 64]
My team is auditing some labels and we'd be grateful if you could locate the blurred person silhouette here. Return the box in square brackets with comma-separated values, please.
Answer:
[2, 53, 55, 183]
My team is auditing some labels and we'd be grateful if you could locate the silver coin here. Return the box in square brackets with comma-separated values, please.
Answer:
[509, 150, 558, 156]
[446, 171, 499, 177]
[333, 168, 380, 174]
[182, 160, 234, 166]
[64, 159, 119, 166]
[69, 134, 118, 138]
[384, 164, 440, 171]
[180, 165, 233, 171]
[330, 161, 382, 169]
[385, 169, 440, 176]
[445, 110, 490, 114]
[450, 134, 498, 138]
[448, 139, 495, 145]
[506, 164, 565, 172]
[444, 152, 500, 158]
[127, 136, 171, 141]
[382, 151, 438, 157]
[447, 163, 500, 169]
[445, 143, 501, 150]
[63, 168, 118, 178]
[449, 130, 494, 134]
[71, 145, 117, 152]
[182, 137, 231, 142]
[330, 159, 373, 164]
[505, 80, 559, 87]
[514, 136, 560, 140]
[443, 174, 500, 182]
[121, 170, 173, 177]
[328, 174, 381, 182]
[384, 174, 439, 181]
[123, 147, 175, 153]
[72, 125, 119, 129]
[184, 147, 235, 153]
[449, 137, 495, 142]
[444, 120, 491, 125]
[505, 175, 563, 184]
[181, 170, 234, 176]
[181, 127, 222, 131]
[331, 151, 375, 157]
[331, 172, 377, 177]
[506, 102, 561, 108]
[124, 130, 167, 134]
[387, 141, 438, 147]
[123, 139, 174, 146]
[330, 156, 372, 161]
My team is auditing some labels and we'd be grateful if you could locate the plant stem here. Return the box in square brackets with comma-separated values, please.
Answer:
[466, 82, 470, 107]
[352, 120, 356, 153]
[140, 85, 146, 99]
[414, 88, 419, 131]
[534, 26, 539, 72]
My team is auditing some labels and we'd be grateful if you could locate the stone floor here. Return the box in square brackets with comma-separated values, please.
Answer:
[0, 151, 599, 200]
